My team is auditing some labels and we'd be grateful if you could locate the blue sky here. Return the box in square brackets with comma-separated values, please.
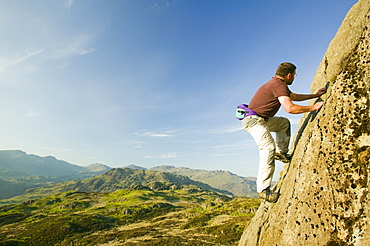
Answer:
[0, 0, 357, 178]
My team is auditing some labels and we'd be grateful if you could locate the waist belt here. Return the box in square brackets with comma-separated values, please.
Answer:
[248, 114, 268, 121]
[236, 104, 269, 121]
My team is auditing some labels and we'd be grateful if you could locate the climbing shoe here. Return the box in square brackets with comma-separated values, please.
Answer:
[258, 188, 279, 203]
[275, 152, 291, 163]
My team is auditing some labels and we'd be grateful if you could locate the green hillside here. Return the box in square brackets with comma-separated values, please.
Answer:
[0, 150, 258, 202]
[0, 186, 260, 245]
[0, 168, 232, 205]
[0, 176, 63, 200]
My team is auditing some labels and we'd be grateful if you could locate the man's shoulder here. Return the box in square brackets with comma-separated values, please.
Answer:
[263, 77, 286, 89]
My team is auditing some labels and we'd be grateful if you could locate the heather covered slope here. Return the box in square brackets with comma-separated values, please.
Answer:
[0, 186, 260, 245]
[239, 0, 370, 245]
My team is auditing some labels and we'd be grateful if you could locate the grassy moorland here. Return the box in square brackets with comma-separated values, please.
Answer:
[0, 184, 260, 245]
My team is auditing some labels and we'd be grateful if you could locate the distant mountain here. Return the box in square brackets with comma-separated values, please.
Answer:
[0, 150, 257, 201]
[2, 168, 232, 204]
[84, 163, 111, 173]
[150, 165, 257, 197]
[121, 164, 147, 170]
[0, 150, 84, 179]
[0, 151, 111, 199]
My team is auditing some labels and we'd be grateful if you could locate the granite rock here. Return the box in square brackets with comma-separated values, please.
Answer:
[239, 0, 370, 245]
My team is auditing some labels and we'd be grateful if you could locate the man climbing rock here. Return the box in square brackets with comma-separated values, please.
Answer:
[242, 62, 326, 203]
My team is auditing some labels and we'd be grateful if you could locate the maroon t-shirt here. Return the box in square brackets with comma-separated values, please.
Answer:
[248, 76, 291, 118]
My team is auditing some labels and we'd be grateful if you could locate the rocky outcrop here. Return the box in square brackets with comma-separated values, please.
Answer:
[239, 0, 370, 245]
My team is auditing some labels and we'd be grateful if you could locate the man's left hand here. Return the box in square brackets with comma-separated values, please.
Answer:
[316, 87, 327, 96]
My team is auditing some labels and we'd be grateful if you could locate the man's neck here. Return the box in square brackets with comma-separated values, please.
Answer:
[275, 75, 292, 85]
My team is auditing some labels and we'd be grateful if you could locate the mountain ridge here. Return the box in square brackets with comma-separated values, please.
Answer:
[0, 150, 84, 178]
[0, 150, 257, 200]
[150, 165, 257, 197]
[2, 168, 232, 204]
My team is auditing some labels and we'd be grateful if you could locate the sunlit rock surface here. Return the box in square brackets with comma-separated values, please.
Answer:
[239, 0, 370, 245]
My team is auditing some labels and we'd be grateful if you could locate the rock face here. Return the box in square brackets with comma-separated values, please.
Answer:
[239, 0, 370, 245]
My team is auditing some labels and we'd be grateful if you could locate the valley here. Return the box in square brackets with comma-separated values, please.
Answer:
[0, 185, 259, 245]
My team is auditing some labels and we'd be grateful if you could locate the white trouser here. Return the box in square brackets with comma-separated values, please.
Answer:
[242, 115, 291, 193]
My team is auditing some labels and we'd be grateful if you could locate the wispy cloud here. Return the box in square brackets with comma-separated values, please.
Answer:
[11, 48, 44, 66]
[136, 129, 177, 138]
[198, 140, 256, 151]
[50, 35, 96, 59]
[0, 47, 44, 74]
[143, 132, 174, 137]
[146, 1, 170, 13]
[211, 126, 244, 134]
[145, 0, 179, 14]
[198, 144, 234, 150]
[65, 0, 75, 11]
[210, 153, 239, 157]
[0, 34, 96, 75]
[145, 153, 177, 159]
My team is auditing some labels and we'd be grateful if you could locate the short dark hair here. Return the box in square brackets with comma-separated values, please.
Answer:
[276, 62, 296, 77]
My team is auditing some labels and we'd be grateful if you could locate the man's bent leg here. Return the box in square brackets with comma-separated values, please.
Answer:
[267, 117, 291, 154]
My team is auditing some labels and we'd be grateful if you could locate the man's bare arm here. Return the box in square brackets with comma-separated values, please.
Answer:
[278, 96, 324, 114]
[290, 87, 327, 101]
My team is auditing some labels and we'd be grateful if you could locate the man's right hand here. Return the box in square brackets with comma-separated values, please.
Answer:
[312, 101, 324, 111]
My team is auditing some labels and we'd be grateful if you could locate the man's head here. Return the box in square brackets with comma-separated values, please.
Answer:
[276, 62, 297, 85]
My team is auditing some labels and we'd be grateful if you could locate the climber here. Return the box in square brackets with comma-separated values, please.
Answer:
[242, 62, 326, 203]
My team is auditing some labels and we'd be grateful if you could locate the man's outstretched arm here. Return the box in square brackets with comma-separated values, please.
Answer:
[290, 87, 327, 101]
[278, 96, 324, 114]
